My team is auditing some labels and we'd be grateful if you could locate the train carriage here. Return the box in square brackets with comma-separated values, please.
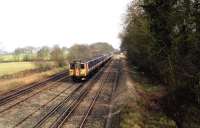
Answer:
[69, 54, 112, 81]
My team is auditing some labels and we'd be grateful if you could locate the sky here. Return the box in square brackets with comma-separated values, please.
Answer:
[0, 0, 130, 52]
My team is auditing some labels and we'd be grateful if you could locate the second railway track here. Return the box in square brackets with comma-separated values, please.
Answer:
[0, 76, 69, 114]
[0, 71, 68, 106]
[31, 61, 109, 128]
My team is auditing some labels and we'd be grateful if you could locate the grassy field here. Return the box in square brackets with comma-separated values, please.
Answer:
[0, 62, 36, 76]
[0, 54, 15, 61]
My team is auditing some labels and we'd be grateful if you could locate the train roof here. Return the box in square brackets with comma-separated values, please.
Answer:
[71, 54, 108, 64]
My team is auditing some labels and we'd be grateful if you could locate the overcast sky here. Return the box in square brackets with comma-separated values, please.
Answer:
[0, 0, 130, 52]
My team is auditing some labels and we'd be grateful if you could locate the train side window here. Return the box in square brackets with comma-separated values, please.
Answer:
[81, 64, 85, 69]
[88, 61, 92, 68]
[70, 63, 75, 69]
[75, 63, 81, 68]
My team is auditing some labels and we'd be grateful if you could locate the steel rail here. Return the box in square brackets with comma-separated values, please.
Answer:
[0, 71, 68, 105]
[33, 60, 111, 128]
[13, 82, 75, 128]
[105, 67, 120, 128]
[50, 61, 112, 128]
[32, 83, 84, 128]
[0, 76, 69, 114]
[78, 64, 111, 128]
[49, 88, 89, 128]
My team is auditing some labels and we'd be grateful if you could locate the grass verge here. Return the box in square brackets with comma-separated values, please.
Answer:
[117, 63, 177, 128]
[0, 67, 66, 95]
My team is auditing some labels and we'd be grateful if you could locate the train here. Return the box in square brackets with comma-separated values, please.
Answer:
[69, 54, 112, 81]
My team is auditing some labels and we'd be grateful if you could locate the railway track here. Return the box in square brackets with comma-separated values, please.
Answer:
[76, 61, 120, 128]
[48, 61, 113, 128]
[64, 60, 121, 128]
[0, 75, 69, 114]
[0, 71, 68, 106]
[105, 60, 121, 128]
[31, 62, 109, 128]
[13, 82, 80, 128]
[31, 82, 84, 128]
[78, 65, 111, 128]
[0, 73, 78, 128]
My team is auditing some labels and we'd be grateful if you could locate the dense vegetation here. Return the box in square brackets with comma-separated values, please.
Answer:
[121, 0, 200, 127]
[67, 42, 114, 61]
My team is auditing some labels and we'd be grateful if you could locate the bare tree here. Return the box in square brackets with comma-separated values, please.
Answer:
[50, 45, 65, 67]
[37, 46, 50, 61]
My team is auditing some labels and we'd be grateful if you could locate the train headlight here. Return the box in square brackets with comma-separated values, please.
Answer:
[70, 70, 74, 75]
[81, 70, 86, 75]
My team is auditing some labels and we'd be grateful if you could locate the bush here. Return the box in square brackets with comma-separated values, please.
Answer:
[34, 61, 54, 71]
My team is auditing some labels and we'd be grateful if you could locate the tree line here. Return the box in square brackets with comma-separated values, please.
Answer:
[11, 42, 114, 67]
[121, 0, 200, 127]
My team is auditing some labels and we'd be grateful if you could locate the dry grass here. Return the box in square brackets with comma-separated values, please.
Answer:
[0, 62, 36, 76]
[0, 68, 65, 95]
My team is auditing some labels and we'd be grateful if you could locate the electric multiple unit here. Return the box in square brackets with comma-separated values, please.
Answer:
[69, 54, 112, 81]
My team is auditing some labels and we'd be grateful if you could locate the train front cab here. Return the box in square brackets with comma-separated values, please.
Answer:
[71, 61, 88, 81]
